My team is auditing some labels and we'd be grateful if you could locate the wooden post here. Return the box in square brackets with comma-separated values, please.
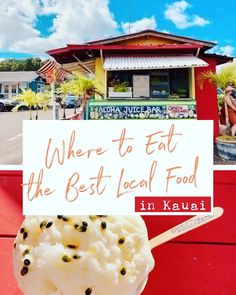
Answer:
[51, 81, 56, 120]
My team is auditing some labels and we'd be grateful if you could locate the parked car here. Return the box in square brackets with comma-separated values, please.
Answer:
[63, 95, 79, 108]
[0, 95, 19, 111]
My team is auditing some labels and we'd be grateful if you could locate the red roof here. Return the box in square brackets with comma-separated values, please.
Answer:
[47, 43, 204, 64]
[86, 29, 216, 49]
[46, 30, 233, 65]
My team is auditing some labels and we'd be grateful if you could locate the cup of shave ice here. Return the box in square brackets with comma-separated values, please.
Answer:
[13, 215, 155, 295]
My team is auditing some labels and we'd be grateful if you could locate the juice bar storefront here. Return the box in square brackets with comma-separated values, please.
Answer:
[87, 55, 207, 120]
[47, 30, 233, 134]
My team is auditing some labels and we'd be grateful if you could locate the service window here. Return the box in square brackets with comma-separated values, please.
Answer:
[169, 68, 190, 99]
[150, 71, 170, 98]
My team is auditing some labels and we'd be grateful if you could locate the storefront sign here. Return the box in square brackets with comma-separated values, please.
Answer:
[88, 104, 196, 120]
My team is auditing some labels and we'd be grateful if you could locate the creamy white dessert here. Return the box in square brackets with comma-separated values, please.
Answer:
[14, 215, 154, 295]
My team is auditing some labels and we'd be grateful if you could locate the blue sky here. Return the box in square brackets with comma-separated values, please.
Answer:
[0, 0, 235, 59]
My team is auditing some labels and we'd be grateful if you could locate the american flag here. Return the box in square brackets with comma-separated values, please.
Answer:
[37, 60, 68, 83]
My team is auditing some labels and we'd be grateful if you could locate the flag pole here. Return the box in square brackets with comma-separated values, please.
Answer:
[51, 81, 56, 120]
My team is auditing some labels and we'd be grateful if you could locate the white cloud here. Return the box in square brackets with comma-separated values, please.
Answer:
[159, 29, 170, 34]
[0, 0, 118, 55]
[122, 16, 157, 34]
[219, 45, 235, 56]
[0, 2, 40, 50]
[192, 15, 209, 27]
[164, 1, 209, 29]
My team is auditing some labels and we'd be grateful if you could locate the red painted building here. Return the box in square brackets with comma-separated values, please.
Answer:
[47, 30, 232, 137]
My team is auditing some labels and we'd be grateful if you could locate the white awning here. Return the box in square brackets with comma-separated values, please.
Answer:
[103, 55, 208, 70]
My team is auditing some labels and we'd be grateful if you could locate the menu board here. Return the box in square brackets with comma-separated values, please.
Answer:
[133, 75, 150, 97]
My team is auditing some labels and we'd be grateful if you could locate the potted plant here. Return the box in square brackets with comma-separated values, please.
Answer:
[215, 135, 236, 160]
[176, 88, 188, 98]
[198, 64, 236, 161]
[109, 82, 132, 98]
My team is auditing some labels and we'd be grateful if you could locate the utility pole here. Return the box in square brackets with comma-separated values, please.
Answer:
[128, 0, 131, 34]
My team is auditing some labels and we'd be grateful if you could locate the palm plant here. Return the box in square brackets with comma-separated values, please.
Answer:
[198, 64, 236, 90]
[12, 89, 36, 120]
[12, 89, 50, 120]
[60, 72, 103, 115]
[34, 92, 50, 120]
[197, 64, 236, 133]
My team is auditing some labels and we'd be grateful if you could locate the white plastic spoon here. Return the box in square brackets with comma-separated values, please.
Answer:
[149, 207, 224, 249]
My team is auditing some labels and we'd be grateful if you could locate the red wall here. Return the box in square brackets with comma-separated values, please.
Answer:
[195, 58, 219, 138]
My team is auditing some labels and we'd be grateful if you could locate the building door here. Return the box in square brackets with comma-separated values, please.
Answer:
[11, 84, 18, 97]
[3, 84, 9, 98]
[133, 75, 150, 98]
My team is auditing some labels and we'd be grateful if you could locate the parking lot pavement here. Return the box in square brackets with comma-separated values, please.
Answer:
[0, 107, 79, 165]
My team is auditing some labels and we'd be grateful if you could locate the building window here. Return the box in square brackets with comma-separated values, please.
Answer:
[12, 84, 17, 94]
[107, 68, 191, 100]
[150, 71, 170, 98]
[169, 69, 190, 99]
[37, 83, 44, 93]
[3, 85, 9, 94]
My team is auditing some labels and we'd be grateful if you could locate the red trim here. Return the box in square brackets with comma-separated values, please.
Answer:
[46, 46, 71, 55]
[68, 44, 203, 50]
[86, 29, 216, 48]
[47, 44, 203, 55]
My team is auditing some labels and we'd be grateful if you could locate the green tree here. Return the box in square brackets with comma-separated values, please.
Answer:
[12, 89, 50, 120]
[0, 58, 43, 71]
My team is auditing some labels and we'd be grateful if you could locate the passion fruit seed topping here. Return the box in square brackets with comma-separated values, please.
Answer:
[79, 225, 87, 232]
[21, 266, 28, 276]
[85, 287, 92, 295]
[101, 221, 107, 229]
[23, 249, 30, 256]
[67, 245, 78, 249]
[62, 255, 71, 263]
[40, 221, 47, 229]
[118, 237, 125, 244]
[46, 222, 53, 228]
[24, 259, 31, 266]
[82, 221, 88, 227]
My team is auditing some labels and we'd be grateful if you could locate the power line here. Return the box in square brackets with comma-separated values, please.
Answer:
[128, 0, 131, 34]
